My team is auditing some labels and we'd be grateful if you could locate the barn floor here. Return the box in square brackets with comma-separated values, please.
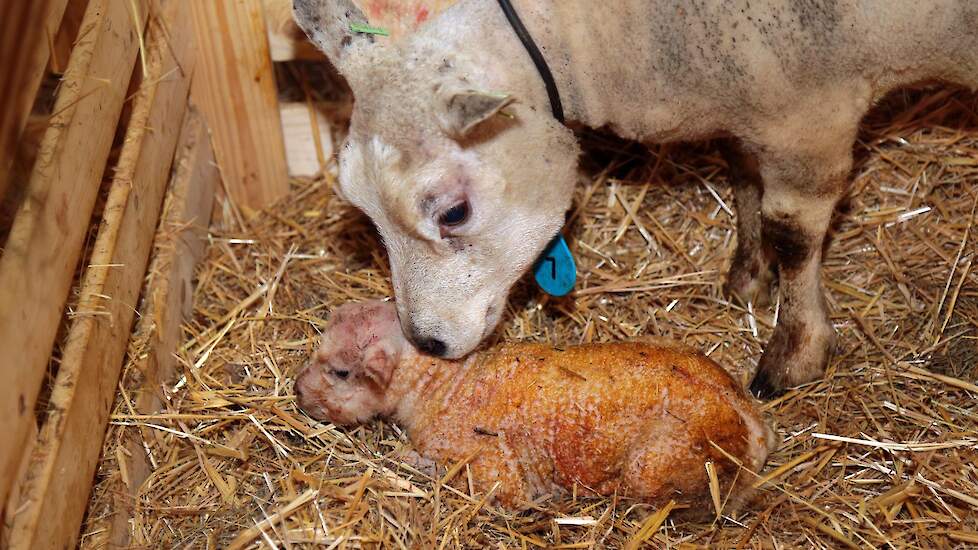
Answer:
[80, 88, 977, 549]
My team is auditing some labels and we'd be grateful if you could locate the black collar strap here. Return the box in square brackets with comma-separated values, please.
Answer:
[496, 0, 565, 123]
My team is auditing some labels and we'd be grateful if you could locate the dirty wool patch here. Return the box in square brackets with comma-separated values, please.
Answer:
[81, 89, 977, 548]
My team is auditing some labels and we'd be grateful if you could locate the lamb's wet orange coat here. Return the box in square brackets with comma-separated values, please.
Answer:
[396, 342, 773, 508]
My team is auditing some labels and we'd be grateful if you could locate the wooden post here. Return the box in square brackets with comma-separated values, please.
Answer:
[3, 0, 196, 547]
[191, 0, 289, 213]
[0, 0, 147, 520]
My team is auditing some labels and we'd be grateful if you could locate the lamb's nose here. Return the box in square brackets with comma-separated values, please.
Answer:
[292, 366, 322, 408]
[294, 371, 310, 404]
[412, 334, 447, 357]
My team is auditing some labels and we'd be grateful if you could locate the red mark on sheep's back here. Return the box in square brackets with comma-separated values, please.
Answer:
[415, 6, 429, 24]
[365, 0, 388, 19]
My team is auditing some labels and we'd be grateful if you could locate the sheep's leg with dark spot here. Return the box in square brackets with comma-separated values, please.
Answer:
[750, 147, 852, 398]
[721, 141, 773, 307]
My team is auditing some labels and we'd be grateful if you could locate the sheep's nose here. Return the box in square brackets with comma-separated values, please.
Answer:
[409, 329, 447, 357]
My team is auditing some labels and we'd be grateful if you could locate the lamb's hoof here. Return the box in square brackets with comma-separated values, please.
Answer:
[395, 448, 439, 478]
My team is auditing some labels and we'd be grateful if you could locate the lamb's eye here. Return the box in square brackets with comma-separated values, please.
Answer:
[438, 201, 469, 227]
[332, 369, 350, 380]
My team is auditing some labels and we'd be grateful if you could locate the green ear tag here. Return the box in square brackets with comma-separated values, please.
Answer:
[533, 235, 576, 297]
[349, 22, 390, 36]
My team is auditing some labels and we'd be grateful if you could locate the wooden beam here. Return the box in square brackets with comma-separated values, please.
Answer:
[0, 0, 147, 519]
[3, 1, 196, 547]
[0, 0, 70, 201]
[280, 101, 334, 177]
[262, 0, 324, 61]
[191, 0, 289, 213]
[101, 107, 217, 549]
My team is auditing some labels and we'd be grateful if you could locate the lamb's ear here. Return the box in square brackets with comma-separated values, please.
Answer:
[436, 89, 516, 138]
[362, 345, 398, 392]
[293, 0, 374, 74]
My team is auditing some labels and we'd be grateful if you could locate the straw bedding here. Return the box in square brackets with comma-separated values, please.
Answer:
[79, 87, 977, 548]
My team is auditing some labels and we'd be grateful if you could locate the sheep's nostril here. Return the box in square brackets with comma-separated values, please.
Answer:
[407, 324, 448, 357]
[415, 336, 447, 357]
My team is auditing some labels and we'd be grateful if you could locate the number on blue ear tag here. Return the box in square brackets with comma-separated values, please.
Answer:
[533, 235, 576, 297]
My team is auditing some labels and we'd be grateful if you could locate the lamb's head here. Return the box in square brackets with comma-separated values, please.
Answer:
[295, 300, 405, 424]
[294, 0, 579, 359]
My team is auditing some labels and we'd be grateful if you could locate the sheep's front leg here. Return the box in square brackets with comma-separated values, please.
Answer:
[749, 152, 850, 398]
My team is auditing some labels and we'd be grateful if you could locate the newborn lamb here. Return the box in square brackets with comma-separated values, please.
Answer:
[295, 300, 776, 513]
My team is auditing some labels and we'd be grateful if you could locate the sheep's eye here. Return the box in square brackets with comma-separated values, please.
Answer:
[438, 201, 469, 227]
[332, 369, 350, 380]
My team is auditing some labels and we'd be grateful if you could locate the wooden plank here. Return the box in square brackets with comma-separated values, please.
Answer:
[49, 0, 90, 74]
[0, 0, 70, 201]
[262, 0, 324, 61]
[1, 0, 85, 236]
[280, 101, 334, 177]
[0, 0, 147, 519]
[0, 422, 36, 549]
[1, 114, 47, 241]
[0, 0, 51, 175]
[100, 107, 217, 549]
[191, 0, 289, 213]
[3, 1, 196, 547]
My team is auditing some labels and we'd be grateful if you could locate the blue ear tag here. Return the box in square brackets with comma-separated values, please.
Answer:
[533, 234, 576, 297]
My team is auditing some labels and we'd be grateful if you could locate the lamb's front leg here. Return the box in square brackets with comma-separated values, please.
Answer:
[749, 148, 852, 398]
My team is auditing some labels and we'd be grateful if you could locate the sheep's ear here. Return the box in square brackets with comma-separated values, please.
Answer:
[436, 89, 515, 138]
[293, 0, 375, 75]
